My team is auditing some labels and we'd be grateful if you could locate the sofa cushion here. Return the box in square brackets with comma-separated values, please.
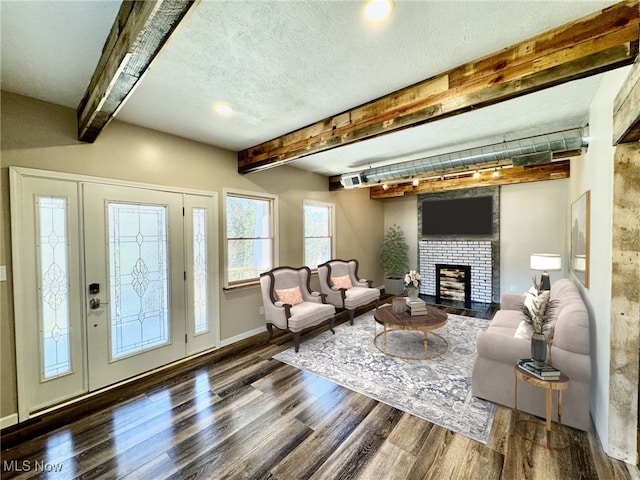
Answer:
[489, 309, 521, 330]
[550, 279, 589, 355]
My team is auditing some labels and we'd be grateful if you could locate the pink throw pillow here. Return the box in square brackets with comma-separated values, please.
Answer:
[332, 275, 353, 289]
[275, 286, 304, 305]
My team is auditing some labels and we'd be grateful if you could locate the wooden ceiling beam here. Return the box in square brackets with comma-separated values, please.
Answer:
[368, 161, 571, 199]
[238, 0, 639, 174]
[77, 0, 196, 143]
[613, 56, 640, 143]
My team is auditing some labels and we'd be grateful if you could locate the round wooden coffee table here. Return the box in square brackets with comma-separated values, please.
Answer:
[373, 304, 448, 360]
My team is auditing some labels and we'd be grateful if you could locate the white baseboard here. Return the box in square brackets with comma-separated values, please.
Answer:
[220, 326, 265, 348]
[1, 413, 18, 429]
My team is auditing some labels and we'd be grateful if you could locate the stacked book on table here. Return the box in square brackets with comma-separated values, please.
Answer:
[405, 298, 427, 316]
[517, 358, 561, 380]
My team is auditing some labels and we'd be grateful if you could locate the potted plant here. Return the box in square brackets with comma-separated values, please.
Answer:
[381, 224, 409, 295]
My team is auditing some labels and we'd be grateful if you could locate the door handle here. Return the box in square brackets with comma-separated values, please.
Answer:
[89, 298, 108, 309]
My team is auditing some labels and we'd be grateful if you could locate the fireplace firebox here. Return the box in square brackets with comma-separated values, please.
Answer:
[435, 264, 471, 306]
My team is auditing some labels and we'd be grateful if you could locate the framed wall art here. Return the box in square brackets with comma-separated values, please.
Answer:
[570, 190, 590, 287]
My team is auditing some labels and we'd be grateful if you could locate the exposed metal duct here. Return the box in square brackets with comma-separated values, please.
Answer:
[357, 128, 588, 184]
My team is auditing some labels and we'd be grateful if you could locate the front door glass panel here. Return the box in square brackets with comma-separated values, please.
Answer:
[37, 196, 72, 379]
[108, 203, 170, 360]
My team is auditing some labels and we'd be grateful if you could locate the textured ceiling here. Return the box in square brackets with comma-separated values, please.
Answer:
[0, 1, 122, 108]
[0, 0, 620, 177]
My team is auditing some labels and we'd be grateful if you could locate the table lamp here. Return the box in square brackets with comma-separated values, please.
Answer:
[530, 253, 562, 290]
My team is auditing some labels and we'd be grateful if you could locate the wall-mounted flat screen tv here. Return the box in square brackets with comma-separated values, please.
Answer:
[421, 196, 493, 235]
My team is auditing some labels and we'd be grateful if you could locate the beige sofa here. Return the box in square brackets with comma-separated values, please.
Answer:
[471, 278, 591, 431]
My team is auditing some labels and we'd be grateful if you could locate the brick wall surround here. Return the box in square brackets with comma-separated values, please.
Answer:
[419, 240, 492, 303]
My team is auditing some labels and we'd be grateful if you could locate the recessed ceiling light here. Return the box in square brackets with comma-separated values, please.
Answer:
[213, 102, 234, 117]
[364, 0, 393, 22]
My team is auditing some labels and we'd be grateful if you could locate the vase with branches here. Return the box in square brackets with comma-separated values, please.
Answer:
[521, 277, 557, 365]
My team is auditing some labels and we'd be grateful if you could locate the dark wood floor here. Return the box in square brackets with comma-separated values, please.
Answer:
[1, 300, 637, 479]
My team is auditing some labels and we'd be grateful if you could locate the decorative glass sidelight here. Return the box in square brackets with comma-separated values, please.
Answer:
[193, 208, 208, 334]
[108, 203, 170, 359]
[37, 196, 72, 379]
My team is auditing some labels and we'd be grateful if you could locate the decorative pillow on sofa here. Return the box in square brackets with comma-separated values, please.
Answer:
[514, 320, 533, 339]
[332, 275, 353, 289]
[523, 286, 537, 313]
[275, 286, 304, 305]
[524, 287, 550, 317]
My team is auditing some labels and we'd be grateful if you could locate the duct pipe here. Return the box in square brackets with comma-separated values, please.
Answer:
[358, 128, 588, 184]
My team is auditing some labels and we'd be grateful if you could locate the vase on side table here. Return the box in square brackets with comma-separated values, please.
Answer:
[531, 332, 547, 366]
[392, 297, 406, 314]
[407, 286, 419, 301]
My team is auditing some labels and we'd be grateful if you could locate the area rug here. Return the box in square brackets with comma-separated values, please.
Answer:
[273, 309, 496, 444]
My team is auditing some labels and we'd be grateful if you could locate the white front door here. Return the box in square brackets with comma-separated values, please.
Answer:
[82, 183, 187, 390]
[11, 168, 220, 419]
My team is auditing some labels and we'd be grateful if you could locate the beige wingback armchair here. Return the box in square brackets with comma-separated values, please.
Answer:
[260, 266, 336, 352]
[318, 259, 380, 324]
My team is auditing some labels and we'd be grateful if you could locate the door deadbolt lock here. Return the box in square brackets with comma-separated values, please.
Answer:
[89, 298, 102, 309]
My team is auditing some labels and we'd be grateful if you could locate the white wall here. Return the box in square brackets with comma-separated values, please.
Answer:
[500, 179, 569, 294]
[573, 66, 632, 455]
[384, 195, 419, 270]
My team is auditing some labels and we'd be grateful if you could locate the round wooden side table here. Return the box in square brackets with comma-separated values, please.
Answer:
[514, 365, 570, 450]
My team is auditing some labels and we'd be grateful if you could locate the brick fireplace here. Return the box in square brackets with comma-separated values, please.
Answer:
[419, 240, 493, 304]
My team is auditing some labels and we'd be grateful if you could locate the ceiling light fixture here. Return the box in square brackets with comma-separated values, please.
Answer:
[213, 102, 234, 117]
[473, 171, 480, 179]
[412, 178, 420, 187]
[364, 0, 393, 22]
[492, 168, 500, 178]
[382, 183, 389, 190]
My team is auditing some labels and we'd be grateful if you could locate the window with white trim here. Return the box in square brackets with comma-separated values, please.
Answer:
[225, 190, 277, 287]
[303, 200, 335, 269]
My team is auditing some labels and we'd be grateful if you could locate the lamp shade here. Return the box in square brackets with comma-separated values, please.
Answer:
[530, 254, 562, 271]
